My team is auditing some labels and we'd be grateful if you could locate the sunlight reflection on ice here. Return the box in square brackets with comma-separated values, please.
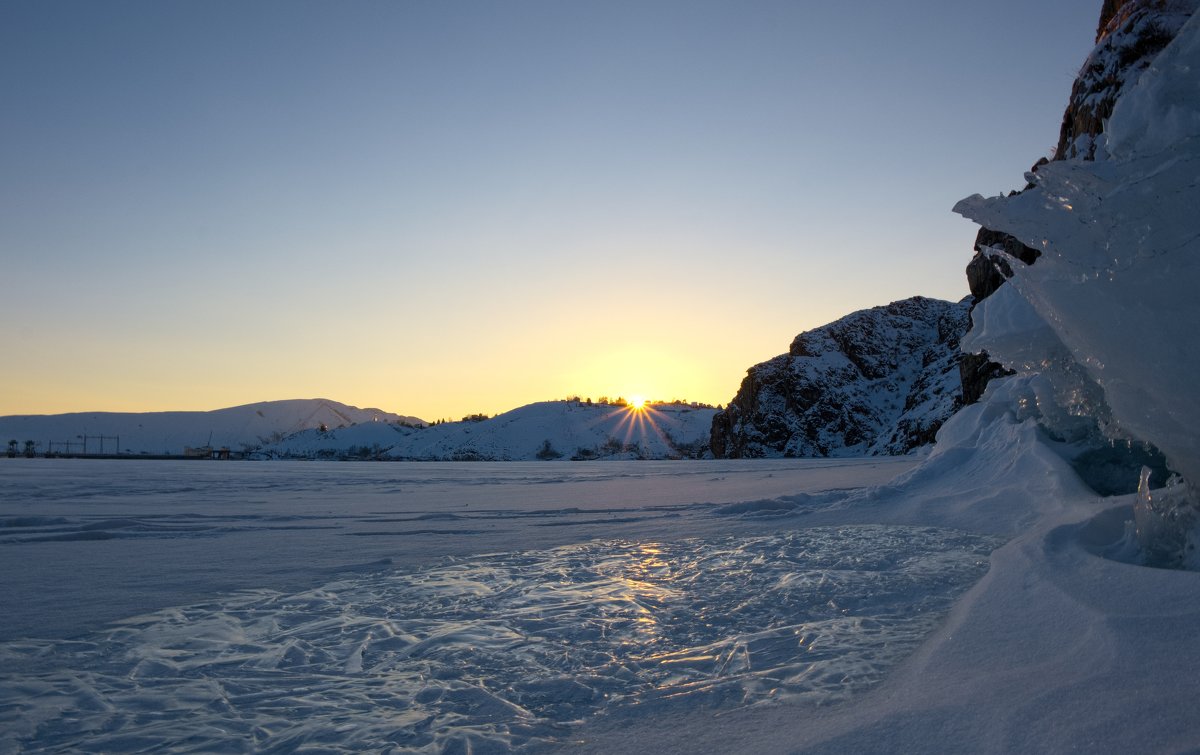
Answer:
[0, 526, 1001, 753]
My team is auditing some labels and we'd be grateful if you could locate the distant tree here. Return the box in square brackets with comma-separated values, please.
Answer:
[535, 439, 562, 460]
[23, 440, 36, 458]
[462, 413, 489, 423]
[7, 440, 17, 458]
[585, 397, 592, 405]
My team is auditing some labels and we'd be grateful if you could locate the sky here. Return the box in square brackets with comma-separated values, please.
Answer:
[0, 1, 1102, 422]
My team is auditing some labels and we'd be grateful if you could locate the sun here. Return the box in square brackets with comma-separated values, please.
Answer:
[628, 395, 648, 410]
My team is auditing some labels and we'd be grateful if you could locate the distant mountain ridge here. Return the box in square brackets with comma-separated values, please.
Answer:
[710, 296, 969, 458]
[1, 399, 421, 456]
[264, 400, 717, 461]
[2, 399, 717, 461]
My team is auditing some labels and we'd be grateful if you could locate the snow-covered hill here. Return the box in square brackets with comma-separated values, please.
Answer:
[711, 296, 969, 458]
[0, 399, 421, 456]
[265, 400, 717, 461]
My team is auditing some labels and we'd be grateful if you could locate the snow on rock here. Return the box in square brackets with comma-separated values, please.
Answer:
[0, 399, 421, 456]
[710, 296, 969, 459]
[956, 9, 1200, 564]
[265, 400, 718, 461]
[1057, 0, 1198, 161]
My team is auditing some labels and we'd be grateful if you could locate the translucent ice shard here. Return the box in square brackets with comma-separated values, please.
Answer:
[955, 14, 1200, 527]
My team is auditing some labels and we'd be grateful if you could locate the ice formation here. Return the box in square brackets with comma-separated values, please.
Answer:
[955, 11, 1200, 567]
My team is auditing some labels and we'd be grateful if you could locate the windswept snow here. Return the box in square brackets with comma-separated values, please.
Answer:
[1, 457, 956, 753]
[0, 517, 996, 753]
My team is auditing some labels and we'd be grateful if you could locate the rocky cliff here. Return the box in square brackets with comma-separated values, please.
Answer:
[710, 297, 968, 458]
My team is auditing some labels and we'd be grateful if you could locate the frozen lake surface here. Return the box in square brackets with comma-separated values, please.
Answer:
[0, 458, 1012, 752]
[4, 451, 1198, 753]
[0, 458, 917, 642]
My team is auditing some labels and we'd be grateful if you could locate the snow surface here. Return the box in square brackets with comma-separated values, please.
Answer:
[0, 458, 913, 643]
[568, 378, 1200, 754]
[2, 456, 938, 752]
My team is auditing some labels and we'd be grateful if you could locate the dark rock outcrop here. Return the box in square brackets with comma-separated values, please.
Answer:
[965, 228, 1041, 304]
[711, 297, 969, 458]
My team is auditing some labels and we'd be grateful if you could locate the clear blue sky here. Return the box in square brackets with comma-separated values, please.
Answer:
[1, 1, 1101, 420]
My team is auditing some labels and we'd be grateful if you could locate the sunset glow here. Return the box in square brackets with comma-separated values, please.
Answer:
[0, 4, 1099, 422]
[629, 395, 648, 410]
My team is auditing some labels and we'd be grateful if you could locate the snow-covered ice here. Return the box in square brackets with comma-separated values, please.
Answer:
[0, 457, 913, 643]
[5, 457, 974, 752]
[5, 409, 1200, 753]
[0, 506, 997, 752]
